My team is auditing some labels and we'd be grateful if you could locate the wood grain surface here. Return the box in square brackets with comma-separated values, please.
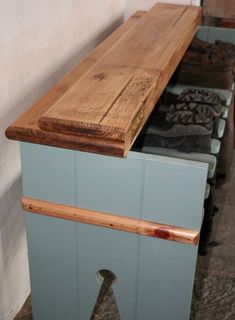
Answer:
[22, 197, 200, 245]
[39, 3, 201, 156]
[6, 5, 201, 157]
[6, 11, 145, 157]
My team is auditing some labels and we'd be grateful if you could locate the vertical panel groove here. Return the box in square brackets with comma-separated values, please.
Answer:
[74, 151, 80, 319]
[134, 158, 145, 320]
[139, 159, 145, 221]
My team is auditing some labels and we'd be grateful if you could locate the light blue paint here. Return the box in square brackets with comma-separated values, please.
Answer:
[76, 224, 140, 319]
[207, 27, 235, 45]
[198, 26, 235, 48]
[216, 118, 226, 138]
[21, 142, 208, 320]
[20, 25, 235, 320]
[136, 238, 198, 320]
[76, 151, 143, 218]
[26, 214, 78, 320]
[222, 106, 229, 119]
[21, 143, 79, 319]
[141, 145, 215, 178]
[142, 156, 207, 229]
[205, 183, 210, 200]
[211, 139, 221, 155]
[196, 27, 209, 41]
[20, 143, 76, 205]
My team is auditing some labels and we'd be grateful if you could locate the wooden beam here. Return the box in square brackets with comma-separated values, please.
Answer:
[22, 197, 200, 246]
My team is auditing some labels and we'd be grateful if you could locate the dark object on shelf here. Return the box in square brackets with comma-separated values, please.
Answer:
[217, 94, 235, 184]
[219, 19, 235, 29]
[173, 38, 235, 89]
[215, 40, 235, 76]
[136, 88, 222, 154]
[177, 88, 222, 112]
[198, 190, 216, 256]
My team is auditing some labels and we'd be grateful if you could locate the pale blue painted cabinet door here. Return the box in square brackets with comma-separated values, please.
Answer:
[21, 144, 78, 320]
[21, 143, 208, 320]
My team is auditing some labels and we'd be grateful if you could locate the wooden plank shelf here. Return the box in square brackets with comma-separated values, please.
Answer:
[6, 4, 201, 157]
[5, 11, 146, 157]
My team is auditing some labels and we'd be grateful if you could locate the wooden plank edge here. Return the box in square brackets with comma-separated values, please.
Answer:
[5, 126, 125, 157]
[38, 115, 127, 142]
[22, 197, 200, 246]
[5, 11, 146, 148]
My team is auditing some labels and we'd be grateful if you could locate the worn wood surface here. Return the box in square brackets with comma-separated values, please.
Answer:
[38, 3, 201, 156]
[6, 5, 201, 157]
[22, 197, 200, 245]
[5, 11, 145, 157]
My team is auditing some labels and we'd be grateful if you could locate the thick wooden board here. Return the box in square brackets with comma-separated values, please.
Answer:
[38, 4, 201, 156]
[5, 11, 145, 157]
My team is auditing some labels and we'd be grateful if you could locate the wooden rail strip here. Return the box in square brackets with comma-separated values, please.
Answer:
[22, 197, 199, 246]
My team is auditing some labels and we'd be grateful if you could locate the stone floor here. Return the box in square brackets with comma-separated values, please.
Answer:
[15, 156, 235, 320]
[190, 154, 235, 320]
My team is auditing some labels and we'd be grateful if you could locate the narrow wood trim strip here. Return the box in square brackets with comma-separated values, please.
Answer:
[22, 197, 199, 245]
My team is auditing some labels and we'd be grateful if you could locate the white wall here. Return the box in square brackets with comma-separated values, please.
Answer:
[125, 0, 201, 19]
[0, 1, 125, 319]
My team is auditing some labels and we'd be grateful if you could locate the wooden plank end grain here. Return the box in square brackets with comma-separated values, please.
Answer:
[22, 197, 200, 245]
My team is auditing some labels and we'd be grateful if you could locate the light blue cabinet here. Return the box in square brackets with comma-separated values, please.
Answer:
[21, 143, 207, 320]
[19, 25, 235, 320]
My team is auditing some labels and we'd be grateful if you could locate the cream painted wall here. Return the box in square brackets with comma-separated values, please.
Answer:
[0, 1, 125, 319]
[125, 0, 201, 19]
